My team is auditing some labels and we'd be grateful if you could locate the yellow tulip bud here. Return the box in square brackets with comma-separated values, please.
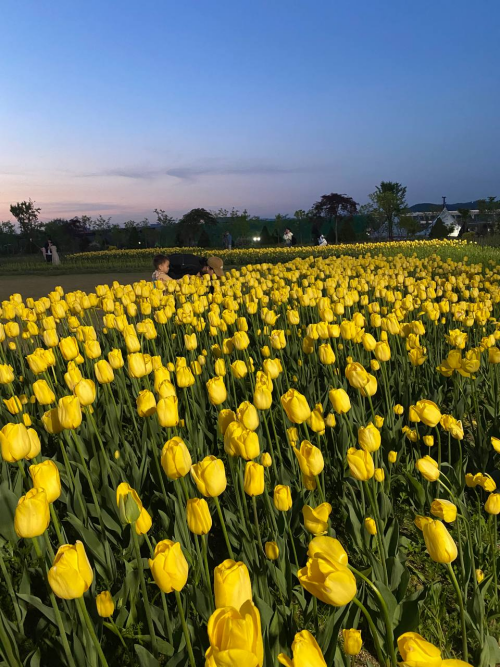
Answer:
[59, 336, 79, 361]
[29, 460, 61, 503]
[274, 484, 292, 511]
[422, 520, 457, 563]
[364, 517, 377, 535]
[423, 435, 434, 447]
[4, 396, 23, 415]
[347, 447, 374, 481]
[42, 408, 64, 434]
[218, 409, 236, 435]
[253, 385, 273, 410]
[397, 632, 442, 667]
[186, 498, 212, 535]
[244, 461, 264, 496]
[236, 401, 259, 431]
[14, 487, 50, 538]
[358, 423, 381, 452]
[414, 399, 441, 428]
[414, 515, 433, 531]
[328, 388, 351, 414]
[74, 379, 96, 406]
[33, 379, 55, 405]
[214, 559, 253, 610]
[261, 452, 272, 468]
[430, 499, 457, 522]
[476, 569, 485, 583]
[57, 396, 82, 430]
[94, 360, 114, 384]
[191, 456, 227, 497]
[136, 390, 156, 417]
[294, 440, 324, 477]
[278, 630, 326, 667]
[108, 349, 124, 369]
[206, 376, 227, 405]
[48, 541, 93, 600]
[265, 541, 279, 560]
[393, 404, 404, 415]
[374, 467, 385, 482]
[0, 363, 14, 384]
[128, 353, 153, 378]
[231, 360, 248, 379]
[343, 628, 362, 655]
[302, 503, 332, 535]
[298, 536, 356, 606]
[84, 340, 101, 359]
[148, 540, 188, 593]
[485, 493, 500, 515]
[0, 423, 31, 462]
[318, 343, 336, 365]
[281, 389, 311, 424]
[161, 436, 192, 480]
[491, 436, 500, 453]
[416, 455, 439, 481]
[388, 450, 397, 464]
[96, 591, 115, 618]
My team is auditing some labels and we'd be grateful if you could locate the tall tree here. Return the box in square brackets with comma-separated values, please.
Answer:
[10, 199, 42, 238]
[154, 209, 176, 226]
[177, 208, 217, 246]
[368, 181, 407, 240]
[312, 193, 358, 245]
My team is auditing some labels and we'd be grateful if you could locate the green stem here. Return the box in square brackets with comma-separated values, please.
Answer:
[49, 504, 64, 545]
[76, 597, 109, 667]
[349, 565, 397, 667]
[174, 590, 196, 667]
[251, 496, 263, 555]
[287, 518, 299, 567]
[202, 535, 214, 612]
[213, 496, 234, 559]
[131, 527, 158, 656]
[446, 563, 468, 662]
[0, 546, 22, 626]
[365, 482, 389, 586]
[353, 597, 385, 667]
[435, 427, 442, 470]
[32, 537, 76, 667]
[490, 515, 498, 608]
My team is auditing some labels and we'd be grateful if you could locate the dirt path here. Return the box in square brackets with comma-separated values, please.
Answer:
[0, 272, 148, 301]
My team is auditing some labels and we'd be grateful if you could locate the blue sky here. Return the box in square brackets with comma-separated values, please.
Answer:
[1, 0, 499, 222]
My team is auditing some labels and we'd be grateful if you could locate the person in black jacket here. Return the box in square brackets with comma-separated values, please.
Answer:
[167, 254, 224, 280]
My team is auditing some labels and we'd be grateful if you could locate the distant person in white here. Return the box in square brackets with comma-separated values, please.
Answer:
[318, 234, 328, 246]
[283, 228, 293, 246]
[42, 239, 61, 265]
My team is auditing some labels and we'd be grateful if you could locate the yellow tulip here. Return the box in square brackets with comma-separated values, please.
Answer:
[278, 629, 327, 667]
[59, 336, 79, 361]
[416, 455, 439, 482]
[281, 389, 311, 424]
[298, 536, 356, 606]
[414, 399, 441, 428]
[294, 440, 324, 477]
[374, 341, 391, 362]
[423, 435, 434, 447]
[488, 347, 500, 364]
[244, 461, 264, 496]
[148, 540, 188, 593]
[374, 467, 385, 482]
[186, 498, 212, 535]
[0, 364, 15, 384]
[265, 541, 279, 560]
[397, 632, 442, 667]
[476, 569, 485, 583]
[388, 450, 397, 464]
[205, 600, 263, 666]
[96, 591, 115, 618]
[108, 348, 124, 369]
[48, 541, 93, 599]
[364, 517, 377, 535]
[318, 343, 335, 365]
[422, 520, 457, 563]
[302, 503, 332, 535]
[430, 499, 457, 522]
[253, 385, 273, 410]
[328, 388, 351, 414]
[74, 379, 96, 406]
[191, 456, 227, 497]
[0, 423, 31, 462]
[218, 409, 236, 435]
[29, 459, 61, 503]
[274, 484, 292, 511]
[491, 436, 500, 453]
[261, 452, 272, 468]
[14, 488, 50, 538]
[236, 401, 260, 431]
[33, 379, 55, 405]
[4, 396, 23, 415]
[231, 360, 248, 379]
[57, 396, 82, 430]
[161, 436, 192, 480]
[346, 447, 374, 481]
[136, 390, 157, 417]
[128, 352, 153, 378]
[206, 376, 227, 405]
[233, 331, 250, 350]
[393, 404, 404, 415]
[156, 395, 179, 428]
[94, 359, 115, 384]
[358, 423, 381, 452]
[343, 628, 362, 655]
[176, 366, 195, 388]
[214, 559, 253, 611]
[84, 340, 101, 359]
[484, 493, 500, 515]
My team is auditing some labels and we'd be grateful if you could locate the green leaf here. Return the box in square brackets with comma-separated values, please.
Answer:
[404, 472, 425, 509]
[0, 484, 19, 543]
[17, 594, 70, 633]
[134, 645, 160, 667]
[66, 513, 107, 567]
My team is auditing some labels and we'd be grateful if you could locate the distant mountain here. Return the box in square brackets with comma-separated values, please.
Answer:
[409, 201, 479, 212]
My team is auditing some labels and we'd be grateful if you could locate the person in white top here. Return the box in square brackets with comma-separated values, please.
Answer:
[318, 235, 328, 246]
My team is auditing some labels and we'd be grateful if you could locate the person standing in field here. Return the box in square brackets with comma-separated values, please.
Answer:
[283, 228, 293, 246]
[223, 231, 232, 250]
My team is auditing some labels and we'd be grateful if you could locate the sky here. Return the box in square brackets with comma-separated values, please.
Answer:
[1, 0, 499, 224]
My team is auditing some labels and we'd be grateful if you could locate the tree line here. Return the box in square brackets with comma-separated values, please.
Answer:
[3, 184, 499, 255]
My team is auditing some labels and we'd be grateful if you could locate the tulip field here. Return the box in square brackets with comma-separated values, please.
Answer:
[1, 238, 500, 667]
